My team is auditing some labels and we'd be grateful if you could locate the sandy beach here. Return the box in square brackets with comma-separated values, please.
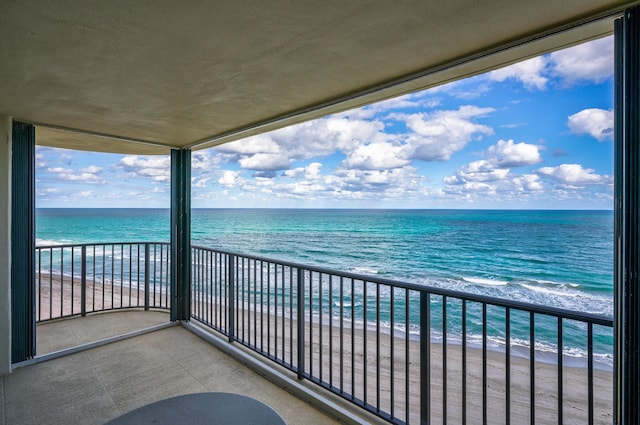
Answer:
[235, 304, 612, 425]
[35, 272, 168, 321]
[35, 274, 613, 424]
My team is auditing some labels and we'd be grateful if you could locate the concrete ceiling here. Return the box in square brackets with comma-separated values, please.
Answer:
[0, 1, 636, 154]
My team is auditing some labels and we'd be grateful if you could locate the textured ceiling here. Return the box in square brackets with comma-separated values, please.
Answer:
[0, 0, 635, 154]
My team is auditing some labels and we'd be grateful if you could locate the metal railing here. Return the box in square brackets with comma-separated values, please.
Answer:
[34, 242, 613, 424]
[35, 242, 171, 322]
[191, 245, 614, 425]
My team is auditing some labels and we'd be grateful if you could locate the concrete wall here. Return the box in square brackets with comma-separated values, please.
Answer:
[0, 116, 11, 375]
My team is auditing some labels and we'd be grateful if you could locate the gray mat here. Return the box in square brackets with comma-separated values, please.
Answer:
[105, 392, 286, 425]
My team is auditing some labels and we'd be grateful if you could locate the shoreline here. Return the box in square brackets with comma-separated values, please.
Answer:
[36, 271, 613, 370]
[344, 317, 613, 372]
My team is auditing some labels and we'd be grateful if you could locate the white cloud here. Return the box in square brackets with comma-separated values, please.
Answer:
[486, 37, 613, 91]
[40, 187, 60, 194]
[238, 153, 290, 171]
[436, 75, 492, 100]
[289, 118, 388, 156]
[243, 164, 429, 204]
[330, 167, 426, 197]
[192, 151, 222, 170]
[59, 153, 73, 164]
[512, 174, 544, 192]
[441, 171, 546, 204]
[342, 142, 409, 170]
[332, 105, 495, 171]
[537, 164, 611, 187]
[46, 166, 106, 184]
[550, 36, 613, 84]
[442, 140, 545, 197]
[567, 108, 613, 141]
[283, 162, 323, 180]
[218, 170, 242, 188]
[35, 151, 48, 169]
[488, 56, 549, 90]
[192, 176, 209, 188]
[333, 92, 441, 120]
[216, 134, 281, 155]
[119, 155, 168, 169]
[486, 139, 543, 167]
[118, 155, 170, 182]
[80, 165, 103, 174]
[393, 105, 495, 162]
[37, 187, 60, 198]
[443, 160, 510, 185]
[215, 105, 494, 175]
[216, 117, 388, 172]
[253, 177, 276, 187]
[274, 181, 327, 197]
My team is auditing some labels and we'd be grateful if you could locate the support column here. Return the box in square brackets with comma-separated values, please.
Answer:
[614, 6, 640, 424]
[170, 149, 191, 321]
[0, 116, 12, 375]
[10, 121, 35, 363]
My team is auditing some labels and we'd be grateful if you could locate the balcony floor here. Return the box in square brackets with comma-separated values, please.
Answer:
[0, 311, 340, 425]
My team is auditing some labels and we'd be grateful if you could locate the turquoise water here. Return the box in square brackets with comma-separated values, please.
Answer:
[37, 208, 614, 367]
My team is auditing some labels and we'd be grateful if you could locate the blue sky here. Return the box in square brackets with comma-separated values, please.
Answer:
[36, 36, 615, 209]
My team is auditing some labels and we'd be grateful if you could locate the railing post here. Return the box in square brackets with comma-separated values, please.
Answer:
[420, 291, 430, 425]
[81, 246, 87, 317]
[144, 243, 150, 311]
[297, 268, 305, 380]
[228, 254, 235, 342]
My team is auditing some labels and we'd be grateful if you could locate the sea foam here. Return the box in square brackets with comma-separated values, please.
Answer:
[463, 276, 509, 286]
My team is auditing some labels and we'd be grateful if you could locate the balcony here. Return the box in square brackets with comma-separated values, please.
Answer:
[1, 310, 341, 425]
[0, 241, 614, 424]
[5, 2, 640, 423]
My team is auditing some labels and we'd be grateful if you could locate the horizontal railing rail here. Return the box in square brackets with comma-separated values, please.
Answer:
[191, 245, 614, 425]
[35, 242, 171, 322]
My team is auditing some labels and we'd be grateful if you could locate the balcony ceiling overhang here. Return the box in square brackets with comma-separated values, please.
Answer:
[0, 1, 636, 155]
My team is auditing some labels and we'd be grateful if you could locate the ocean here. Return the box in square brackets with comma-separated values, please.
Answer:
[36, 208, 614, 367]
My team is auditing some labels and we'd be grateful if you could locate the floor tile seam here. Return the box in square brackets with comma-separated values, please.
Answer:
[114, 327, 210, 394]
[172, 326, 255, 391]
[167, 342, 211, 393]
[175, 326, 299, 397]
[84, 349, 124, 418]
